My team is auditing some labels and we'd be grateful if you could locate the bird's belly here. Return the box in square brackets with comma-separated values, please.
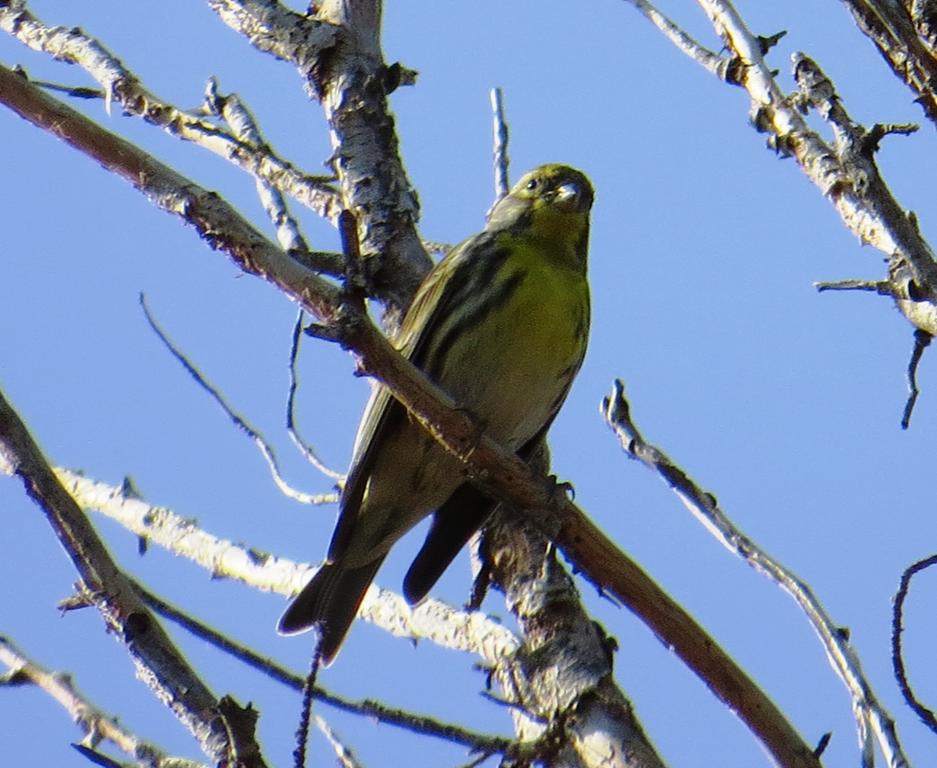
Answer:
[440, 273, 587, 449]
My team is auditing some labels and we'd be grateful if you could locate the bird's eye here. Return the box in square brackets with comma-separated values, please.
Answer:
[525, 178, 539, 191]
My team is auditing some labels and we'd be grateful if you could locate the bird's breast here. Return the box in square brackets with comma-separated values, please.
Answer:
[438, 255, 589, 449]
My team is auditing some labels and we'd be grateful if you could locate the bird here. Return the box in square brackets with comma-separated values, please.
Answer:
[278, 164, 594, 664]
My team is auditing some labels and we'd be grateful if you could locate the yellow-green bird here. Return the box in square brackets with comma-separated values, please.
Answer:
[278, 164, 594, 663]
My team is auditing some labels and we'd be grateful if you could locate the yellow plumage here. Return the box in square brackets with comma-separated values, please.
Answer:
[279, 164, 594, 663]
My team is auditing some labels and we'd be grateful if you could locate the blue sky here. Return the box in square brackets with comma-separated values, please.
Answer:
[3, 2, 937, 766]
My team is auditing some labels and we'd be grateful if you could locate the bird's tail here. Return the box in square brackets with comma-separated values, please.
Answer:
[403, 483, 493, 605]
[277, 556, 385, 665]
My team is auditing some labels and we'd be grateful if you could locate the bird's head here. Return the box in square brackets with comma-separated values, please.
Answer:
[487, 164, 594, 266]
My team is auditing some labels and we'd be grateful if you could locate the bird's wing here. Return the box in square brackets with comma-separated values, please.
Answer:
[327, 232, 491, 562]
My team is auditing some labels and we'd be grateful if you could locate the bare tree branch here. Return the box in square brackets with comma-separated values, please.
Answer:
[0, 390, 263, 766]
[623, 0, 937, 348]
[0, 63, 341, 319]
[0, 636, 206, 768]
[202, 76, 343, 278]
[0, 1, 342, 220]
[0, 61, 819, 767]
[133, 581, 524, 762]
[483, 503, 666, 768]
[789, 53, 937, 330]
[602, 379, 911, 768]
[839, 0, 937, 128]
[204, 0, 339, 70]
[210, 0, 431, 318]
[52, 469, 521, 663]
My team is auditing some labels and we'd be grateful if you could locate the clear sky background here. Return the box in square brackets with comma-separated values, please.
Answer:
[3, 2, 937, 766]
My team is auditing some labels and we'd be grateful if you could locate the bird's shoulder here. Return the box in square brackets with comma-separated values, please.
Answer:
[394, 228, 507, 355]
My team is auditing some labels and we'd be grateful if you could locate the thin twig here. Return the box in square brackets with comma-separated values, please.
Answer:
[0, 636, 204, 768]
[892, 554, 937, 733]
[292, 652, 320, 768]
[286, 309, 345, 482]
[203, 78, 311, 255]
[622, 0, 726, 76]
[815, 279, 894, 294]
[314, 718, 363, 768]
[490, 87, 510, 202]
[139, 293, 337, 506]
[70, 745, 130, 768]
[902, 329, 933, 429]
[813, 277, 930, 430]
[29, 77, 102, 100]
[200, 78, 343, 277]
[131, 582, 521, 759]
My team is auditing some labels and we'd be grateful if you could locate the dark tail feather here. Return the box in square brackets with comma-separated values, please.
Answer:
[278, 557, 385, 665]
[403, 484, 494, 605]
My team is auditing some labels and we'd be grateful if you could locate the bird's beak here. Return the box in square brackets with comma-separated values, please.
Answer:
[553, 182, 582, 211]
